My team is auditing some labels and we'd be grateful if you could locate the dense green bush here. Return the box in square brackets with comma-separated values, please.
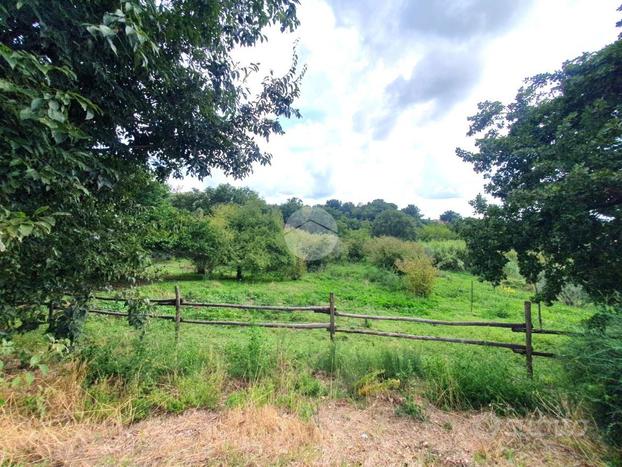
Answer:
[364, 236, 425, 271]
[343, 229, 370, 262]
[416, 222, 459, 241]
[395, 257, 437, 297]
[422, 240, 466, 271]
[564, 310, 622, 446]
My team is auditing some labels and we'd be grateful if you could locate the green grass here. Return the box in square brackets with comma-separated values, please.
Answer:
[72, 259, 594, 422]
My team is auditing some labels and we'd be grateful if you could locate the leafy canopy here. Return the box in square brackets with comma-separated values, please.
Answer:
[0, 0, 304, 335]
[457, 38, 622, 303]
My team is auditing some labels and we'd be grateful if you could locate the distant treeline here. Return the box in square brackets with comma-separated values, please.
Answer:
[169, 184, 464, 242]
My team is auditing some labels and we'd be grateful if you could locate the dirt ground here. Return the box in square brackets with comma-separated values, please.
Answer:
[1, 399, 603, 466]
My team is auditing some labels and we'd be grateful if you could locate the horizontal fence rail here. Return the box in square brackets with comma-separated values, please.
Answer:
[332, 310, 522, 328]
[88, 309, 329, 330]
[71, 287, 573, 377]
[95, 296, 329, 312]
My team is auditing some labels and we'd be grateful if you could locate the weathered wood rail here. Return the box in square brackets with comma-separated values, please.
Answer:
[84, 287, 571, 377]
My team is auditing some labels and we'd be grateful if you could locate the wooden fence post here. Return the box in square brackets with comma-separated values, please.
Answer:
[175, 285, 182, 344]
[524, 301, 533, 378]
[329, 292, 335, 341]
[470, 280, 474, 314]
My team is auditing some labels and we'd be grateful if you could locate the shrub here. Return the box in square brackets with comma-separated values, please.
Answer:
[395, 257, 437, 297]
[417, 222, 458, 241]
[344, 230, 370, 262]
[422, 240, 466, 271]
[557, 283, 590, 307]
[364, 236, 425, 271]
[564, 310, 622, 446]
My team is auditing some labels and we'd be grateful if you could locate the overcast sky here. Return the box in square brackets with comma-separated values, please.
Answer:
[173, 0, 620, 218]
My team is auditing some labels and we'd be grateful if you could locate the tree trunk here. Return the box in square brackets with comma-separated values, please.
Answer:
[236, 265, 242, 281]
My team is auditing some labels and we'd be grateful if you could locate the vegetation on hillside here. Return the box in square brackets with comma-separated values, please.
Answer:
[1, 0, 621, 462]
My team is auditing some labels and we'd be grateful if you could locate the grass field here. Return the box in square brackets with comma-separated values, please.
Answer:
[3, 259, 609, 464]
[64, 260, 592, 421]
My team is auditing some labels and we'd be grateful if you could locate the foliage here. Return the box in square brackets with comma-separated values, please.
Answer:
[371, 209, 417, 240]
[343, 229, 370, 262]
[395, 396, 427, 421]
[170, 185, 260, 214]
[125, 295, 154, 334]
[226, 328, 274, 381]
[364, 236, 425, 271]
[283, 228, 338, 269]
[279, 197, 304, 222]
[395, 256, 437, 297]
[417, 222, 459, 241]
[422, 354, 543, 414]
[178, 214, 231, 275]
[223, 201, 297, 279]
[564, 310, 622, 445]
[353, 369, 400, 398]
[457, 39, 622, 303]
[439, 210, 462, 225]
[401, 204, 423, 222]
[422, 240, 467, 271]
[557, 283, 591, 307]
[1, 0, 304, 338]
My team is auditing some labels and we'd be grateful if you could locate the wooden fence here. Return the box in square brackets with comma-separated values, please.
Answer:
[85, 287, 571, 377]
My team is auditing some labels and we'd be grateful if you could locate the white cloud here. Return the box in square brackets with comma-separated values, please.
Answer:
[175, 0, 620, 218]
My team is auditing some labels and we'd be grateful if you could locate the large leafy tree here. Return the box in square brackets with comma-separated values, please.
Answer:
[371, 209, 417, 240]
[0, 0, 304, 335]
[457, 38, 622, 304]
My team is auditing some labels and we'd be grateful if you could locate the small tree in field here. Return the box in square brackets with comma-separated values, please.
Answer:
[178, 216, 230, 276]
[221, 201, 296, 280]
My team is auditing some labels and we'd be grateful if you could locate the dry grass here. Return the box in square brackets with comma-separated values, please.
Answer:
[1, 394, 606, 466]
[1, 405, 319, 466]
[0, 361, 606, 465]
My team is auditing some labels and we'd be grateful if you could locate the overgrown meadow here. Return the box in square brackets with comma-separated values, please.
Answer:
[4, 256, 592, 427]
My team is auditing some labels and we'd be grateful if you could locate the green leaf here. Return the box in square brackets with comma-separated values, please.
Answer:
[30, 97, 44, 111]
[29, 355, 40, 367]
[18, 224, 33, 237]
[48, 108, 66, 123]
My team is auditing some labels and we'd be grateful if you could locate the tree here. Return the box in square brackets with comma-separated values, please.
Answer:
[417, 222, 458, 241]
[279, 197, 304, 222]
[225, 201, 296, 280]
[371, 210, 417, 240]
[356, 199, 398, 221]
[457, 38, 622, 303]
[1, 0, 304, 336]
[178, 215, 230, 276]
[439, 210, 462, 225]
[401, 204, 423, 222]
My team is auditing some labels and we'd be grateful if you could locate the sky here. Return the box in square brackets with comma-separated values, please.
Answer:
[172, 0, 621, 219]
